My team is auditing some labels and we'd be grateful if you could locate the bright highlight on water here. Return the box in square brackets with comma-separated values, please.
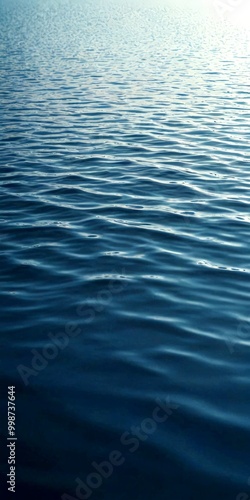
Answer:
[0, 0, 250, 499]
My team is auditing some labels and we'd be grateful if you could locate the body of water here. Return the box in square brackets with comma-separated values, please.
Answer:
[1, 1, 250, 499]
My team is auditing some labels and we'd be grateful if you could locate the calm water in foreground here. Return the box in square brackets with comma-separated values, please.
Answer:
[1, 0, 250, 499]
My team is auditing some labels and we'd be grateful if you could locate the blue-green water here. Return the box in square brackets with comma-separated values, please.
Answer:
[1, 1, 250, 499]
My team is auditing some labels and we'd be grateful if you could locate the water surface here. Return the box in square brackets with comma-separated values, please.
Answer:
[1, 1, 250, 499]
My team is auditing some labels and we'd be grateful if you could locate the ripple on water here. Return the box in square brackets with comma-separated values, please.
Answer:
[1, 0, 250, 499]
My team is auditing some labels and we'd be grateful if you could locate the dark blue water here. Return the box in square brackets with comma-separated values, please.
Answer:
[1, 0, 250, 499]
